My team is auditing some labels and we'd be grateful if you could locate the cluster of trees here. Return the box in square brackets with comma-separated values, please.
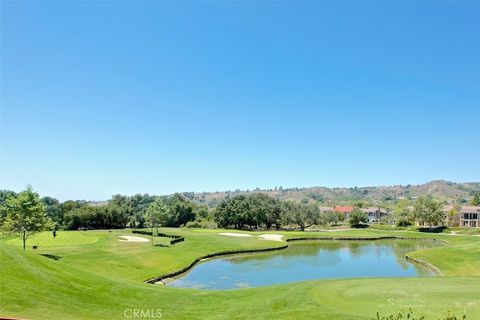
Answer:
[63, 204, 129, 229]
[43, 194, 158, 230]
[145, 194, 207, 229]
[391, 196, 447, 228]
[212, 194, 347, 231]
[61, 193, 207, 230]
[0, 188, 208, 231]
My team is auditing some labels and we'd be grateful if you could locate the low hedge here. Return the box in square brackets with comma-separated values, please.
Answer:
[132, 230, 153, 236]
[170, 237, 184, 245]
[132, 230, 184, 245]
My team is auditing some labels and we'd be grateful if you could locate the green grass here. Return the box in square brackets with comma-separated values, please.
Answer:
[1, 228, 479, 319]
[7, 230, 99, 247]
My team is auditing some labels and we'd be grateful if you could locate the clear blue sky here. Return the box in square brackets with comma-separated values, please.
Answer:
[1, 1, 479, 201]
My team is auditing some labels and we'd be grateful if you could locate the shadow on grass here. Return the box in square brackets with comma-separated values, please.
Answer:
[154, 244, 170, 248]
[351, 224, 369, 229]
[40, 254, 62, 261]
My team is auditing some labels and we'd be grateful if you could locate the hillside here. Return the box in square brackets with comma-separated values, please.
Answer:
[185, 180, 480, 207]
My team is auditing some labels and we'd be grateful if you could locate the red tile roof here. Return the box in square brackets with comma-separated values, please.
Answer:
[334, 206, 353, 213]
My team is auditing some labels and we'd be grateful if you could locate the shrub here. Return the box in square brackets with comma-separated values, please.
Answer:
[132, 230, 153, 236]
[132, 229, 182, 239]
[396, 218, 412, 227]
[349, 209, 368, 227]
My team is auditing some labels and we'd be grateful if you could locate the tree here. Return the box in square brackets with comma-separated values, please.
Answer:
[42, 196, 62, 226]
[326, 211, 340, 226]
[447, 206, 460, 227]
[167, 194, 196, 227]
[349, 209, 368, 227]
[145, 198, 168, 244]
[353, 200, 368, 209]
[0, 190, 17, 224]
[414, 196, 445, 228]
[283, 202, 319, 231]
[472, 193, 480, 206]
[393, 199, 413, 227]
[213, 195, 251, 229]
[1, 186, 53, 250]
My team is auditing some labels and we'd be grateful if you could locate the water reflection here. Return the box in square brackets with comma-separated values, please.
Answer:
[167, 239, 440, 290]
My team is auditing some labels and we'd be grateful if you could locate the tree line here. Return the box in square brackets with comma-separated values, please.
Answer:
[0, 188, 208, 231]
[212, 194, 347, 231]
[0, 186, 474, 251]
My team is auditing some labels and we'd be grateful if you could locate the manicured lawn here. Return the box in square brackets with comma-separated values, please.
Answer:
[0, 228, 479, 319]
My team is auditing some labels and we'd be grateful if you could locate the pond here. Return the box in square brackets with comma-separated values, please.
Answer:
[166, 239, 439, 290]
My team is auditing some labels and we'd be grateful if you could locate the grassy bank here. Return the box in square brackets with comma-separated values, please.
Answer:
[1, 228, 479, 319]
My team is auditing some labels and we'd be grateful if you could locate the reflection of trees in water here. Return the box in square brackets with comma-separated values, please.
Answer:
[227, 239, 439, 273]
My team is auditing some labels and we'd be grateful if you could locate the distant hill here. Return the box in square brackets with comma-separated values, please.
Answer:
[182, 181, 480, 207]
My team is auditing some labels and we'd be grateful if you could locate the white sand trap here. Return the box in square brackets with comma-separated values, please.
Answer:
[218, 233, 284, 242]
[258, 234, 283, 241]
[218, 232, 253, 238]
[118, 235, 149, 243]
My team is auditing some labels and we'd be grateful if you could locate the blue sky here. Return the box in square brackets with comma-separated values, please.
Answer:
[1, 1, 479, 201]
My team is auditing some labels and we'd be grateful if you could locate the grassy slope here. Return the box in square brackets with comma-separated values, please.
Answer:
[1, 228, 479, 319]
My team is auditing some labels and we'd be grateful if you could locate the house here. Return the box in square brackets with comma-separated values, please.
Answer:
[459, 206, 480, 228]
[333, 206, 353, 220]
[360, 207, 390, 224]
[318, 207, 334, 213]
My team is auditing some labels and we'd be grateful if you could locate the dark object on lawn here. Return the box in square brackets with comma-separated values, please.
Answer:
[32, 245, 38, 249]
[170, 237, 185, 245]
[53, 228, 57, 238]
[417, 226, 447, 233]
[40, 254, 62, 261]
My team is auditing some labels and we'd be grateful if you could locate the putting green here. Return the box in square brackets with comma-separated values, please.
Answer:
[6, 230, 98, 247]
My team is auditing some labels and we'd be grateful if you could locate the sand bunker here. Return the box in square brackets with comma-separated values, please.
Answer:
[118, 235, 150, 243]
[218, 232, 253, 237]
[258, 234, 283, 241]
[218, 233, 283, 242]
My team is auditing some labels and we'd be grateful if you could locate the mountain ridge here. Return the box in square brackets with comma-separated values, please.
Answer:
[182, 180, 480, 207]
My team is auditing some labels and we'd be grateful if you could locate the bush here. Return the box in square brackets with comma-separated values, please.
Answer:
[132, 230, 152, 236]
[132, 229, 182, 239]
[417, 226, 448, 233]
[396, 218, 412, 227]
[349, 209, 368, 227]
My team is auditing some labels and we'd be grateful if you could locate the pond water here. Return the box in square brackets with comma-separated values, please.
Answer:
[167, 239, 439, 290]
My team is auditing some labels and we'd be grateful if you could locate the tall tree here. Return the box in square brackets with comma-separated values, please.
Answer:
[283, 201, 319, 231]
[472, 193, 480, 206]
[414, 196, 445, 228]
[1, 186, 53, 250]
[42, 196, 62, 226]
[447, 206, 460, 227]
[145, 198, 168, 244]
[394, 199, 414, 227]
